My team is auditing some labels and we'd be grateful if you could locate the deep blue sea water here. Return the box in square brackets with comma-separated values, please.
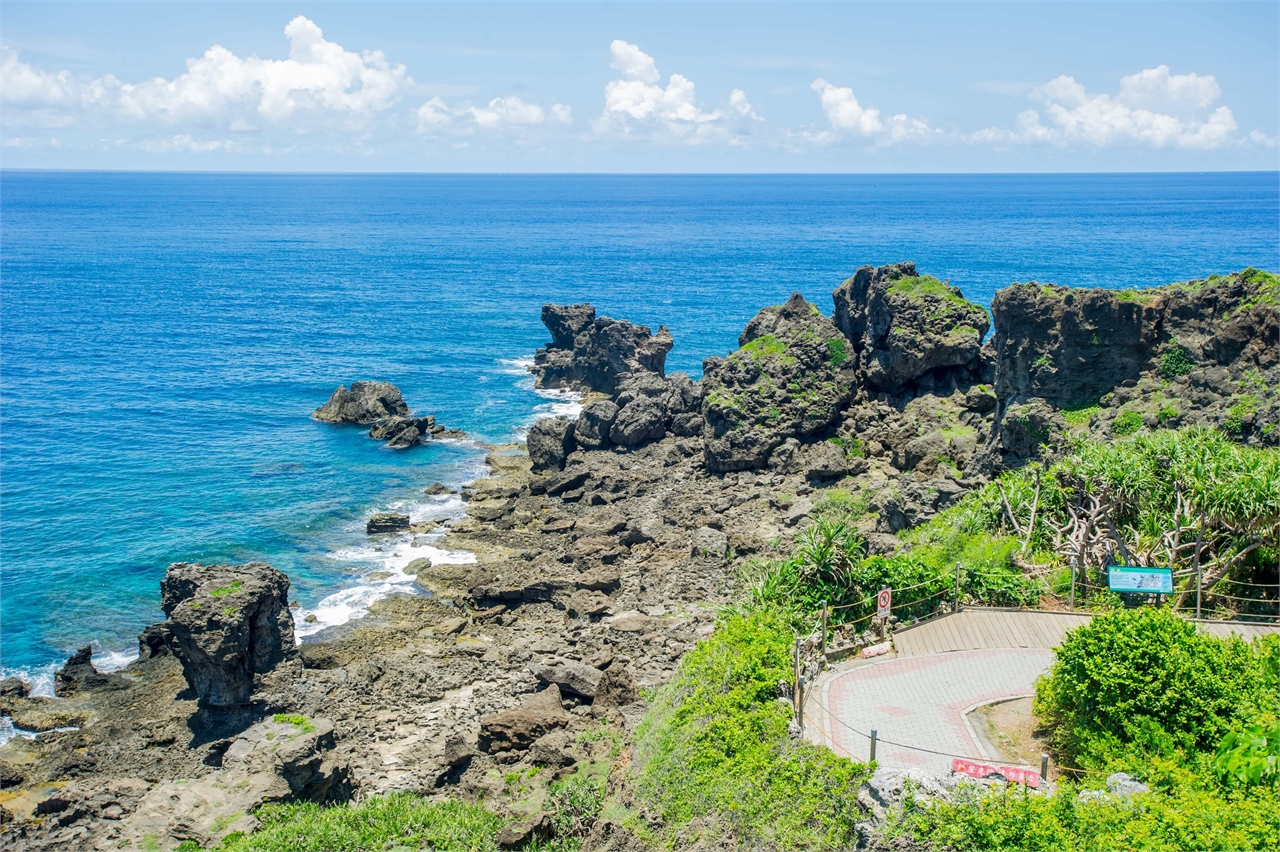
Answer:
[2, 172, 1277, 687]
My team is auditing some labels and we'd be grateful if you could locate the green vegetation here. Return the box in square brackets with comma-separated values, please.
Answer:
[1158, 344, 1195, 378]
[738, 334, 796, 367]
[1239, 266, 1280, 309]
[210, 580, 244, 598]
[1224, 395, 1259, 435]
[630, 609, 869, 848]
[1032, 353, 1053, 370]
[1111, 409, 1143, 436]
[887, 274, 970, 308]
[883, 608, 1280, 851]
[217, 795, 503, 852]
[1156, 405, 1179, 425]
[826, 435, 864, 458]
[882, 777, 1279, 852]
[1034, 608, 1279, 772]
[272, 713, 316, 733]
[1060, 401, 1100, 426]
[826, 337, 848, 367]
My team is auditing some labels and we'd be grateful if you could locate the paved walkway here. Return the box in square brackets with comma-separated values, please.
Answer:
[808, 648, 1055, 774]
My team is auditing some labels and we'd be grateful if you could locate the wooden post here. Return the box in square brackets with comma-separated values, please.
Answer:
[869, 729, 878, 764]
[821, 601, 829, 657]
[1070, 553, 1078, 610]
[1195, 558, 1202, 620]
[1040, 753, 1049, 782]
[953, 562, 962, 613]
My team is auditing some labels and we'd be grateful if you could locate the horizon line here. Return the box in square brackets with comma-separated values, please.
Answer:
[3, 168, 1278, 177]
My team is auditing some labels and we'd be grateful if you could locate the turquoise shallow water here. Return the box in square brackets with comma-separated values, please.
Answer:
[2, 171, 1277, 682]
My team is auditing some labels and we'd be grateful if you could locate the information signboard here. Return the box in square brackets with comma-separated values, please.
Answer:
[1107, 565, 1174, 594]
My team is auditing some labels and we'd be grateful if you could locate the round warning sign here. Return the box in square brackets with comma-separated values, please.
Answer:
[877, 587, 892, 618]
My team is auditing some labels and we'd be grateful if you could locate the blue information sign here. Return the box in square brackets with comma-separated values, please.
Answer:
[1107, 565, 1174, 594]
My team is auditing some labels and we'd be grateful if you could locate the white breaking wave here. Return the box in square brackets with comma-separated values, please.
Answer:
[502, 354, 583, 440]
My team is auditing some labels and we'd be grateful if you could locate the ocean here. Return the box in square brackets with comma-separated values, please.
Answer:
[2, 171, 1277, 692]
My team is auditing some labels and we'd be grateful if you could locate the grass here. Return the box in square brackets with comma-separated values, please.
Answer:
[272, 713, 316, 733]
[887, 274, 971, 308]
[1112, 410, 1143, 436]
[739, 334, 795, 366]
[1061, 401, 1100, 426]
[630, 609, 869, 849]
[210, 580, 244, 598]
[1224, 396, 1259, 435]
[826, 337, 848, 367]
[217, 795, 503, 852]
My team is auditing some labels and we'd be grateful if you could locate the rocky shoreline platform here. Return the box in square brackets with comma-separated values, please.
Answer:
[1, 264, 1275, 850]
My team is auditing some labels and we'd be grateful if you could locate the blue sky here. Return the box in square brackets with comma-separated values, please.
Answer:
[3, 1, 1277, 172]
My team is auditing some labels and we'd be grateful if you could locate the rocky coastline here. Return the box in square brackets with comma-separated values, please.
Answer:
[1, 264, 1275, 850]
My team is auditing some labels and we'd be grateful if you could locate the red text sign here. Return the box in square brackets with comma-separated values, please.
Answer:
[951, 758, 1041, 788]
[876, 587, 892, 618]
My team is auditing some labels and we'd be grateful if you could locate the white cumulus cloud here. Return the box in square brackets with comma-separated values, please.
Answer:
[2, 16, 412, 132]
[599, 40, 761, 143]
[977, 66, 1245, 149]
[808, 78, 937, 145]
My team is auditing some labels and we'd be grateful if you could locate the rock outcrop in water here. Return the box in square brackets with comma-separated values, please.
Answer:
[313, 381, 457, 448]
[532, 303, 673, 394]
[701, 293, 853, 472]
[153, 561, 295, 707]
[53, 647, 126, 697]
[313, 381, 410, 424]
[834, 262, 991, 396]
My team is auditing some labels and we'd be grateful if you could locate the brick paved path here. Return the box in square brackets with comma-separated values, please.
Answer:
[811, 648, 1055, 774]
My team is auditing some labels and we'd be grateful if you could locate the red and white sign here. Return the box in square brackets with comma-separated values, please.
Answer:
[876, 587, 892, 618]
[951, 758, 1041, 788]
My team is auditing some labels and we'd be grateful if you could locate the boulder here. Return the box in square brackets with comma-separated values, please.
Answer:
[833, 262, 991, 395]
[577, 563, 621, 592]
[999, 399, 1068, 462]
[0, 677, 28, 699]
[609, 397, 668, 446]
[593, 666, 640, 709]
[312, 381, 410, 424]
[702, 293, 852, 472]
[566, 589, 613, 617]
[532, 303, 674, 394]
[690, 526, 730, 559]
[496, 812, 554, 849]
[137, 623, 172, 659]
[530, 658, 604, 698]
[154, 561, 295, 707]
[527, 416, 576, 472]
[366, 513, 410, 534]
[574, 400, 619, 450]
[53, 646, 126, 696]
[478, 685, 570, 753]
[368, 415, 436, 449]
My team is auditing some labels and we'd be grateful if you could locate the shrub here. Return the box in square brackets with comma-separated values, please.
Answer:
[631, 609, 869, 848]
[1159, 345, 1196, 378]
[1215, 717, 1280, 788]
[1112, 410, 1143, 436]
[826, 337, 848, 367]
[1033, 608, 1280, 772]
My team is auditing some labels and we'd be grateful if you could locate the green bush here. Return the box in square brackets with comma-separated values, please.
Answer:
[1159, 345, 1196, 378]
[1112, 410, 1143, 436]
[882, 777, 1280, 852]
[1215, 716, 1280, 788]
[631, 609, 869, 849]
[826, 337, 848, 367]
[1033, 608, 1280, 772]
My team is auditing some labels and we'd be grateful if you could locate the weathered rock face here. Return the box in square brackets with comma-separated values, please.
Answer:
[991, 270, 1279, 409]
[478, 685, 569, 754]
[368, 415, 437, 449]
[574, 400, 619, 451]
[532, 303, 673, 394]
[312, 381, 410, 424]
[701, 293, 853, 472]
[527, 416, 576, 472]
[366, 513, 410, 535]
[154, 562, 295, 707]
[53, 647, 126, 696]
[833, 262, 991, 395]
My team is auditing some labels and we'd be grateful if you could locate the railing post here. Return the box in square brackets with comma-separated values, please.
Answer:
[821, 601, 828, 657]
[869, 729, 878, 763]
[1040, 753, 1049, 782]
[793, 636, 803, 728]
[1070, 555, 1078, 610]
[953, 562, 961, 613]
[1195, 559, 1202, 621]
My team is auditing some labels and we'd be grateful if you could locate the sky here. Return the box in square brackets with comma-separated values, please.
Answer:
[2, 1, 1277, 172]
